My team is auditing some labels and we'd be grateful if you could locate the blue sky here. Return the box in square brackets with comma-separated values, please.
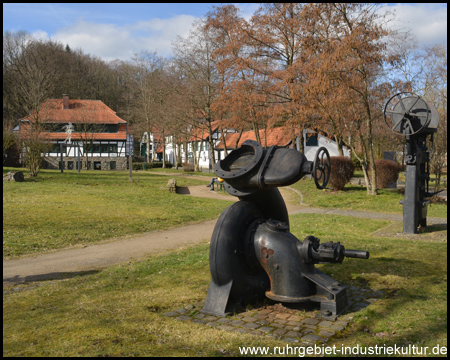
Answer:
[3, 3, 447, 61]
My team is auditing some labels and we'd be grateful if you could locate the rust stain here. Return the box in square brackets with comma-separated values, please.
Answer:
[260, 246, 274, 265]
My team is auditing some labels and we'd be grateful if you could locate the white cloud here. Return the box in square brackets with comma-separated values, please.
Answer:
[50, 15, 198, 61]
[31, 30, 49, 41]
[30, 3, 446, 62]
[386, 3, 447, 46]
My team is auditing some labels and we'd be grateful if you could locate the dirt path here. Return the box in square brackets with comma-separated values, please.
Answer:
[3, 185, 304, 285]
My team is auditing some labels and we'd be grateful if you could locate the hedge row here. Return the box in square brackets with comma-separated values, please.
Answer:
[131, 162, 173, 171]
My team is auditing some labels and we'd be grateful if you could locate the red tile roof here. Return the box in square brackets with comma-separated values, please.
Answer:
[22, 98, 126, 124]
[18, 122, 127, 141]
[180, 120, 222, 142]
[215, 126, 297, 150]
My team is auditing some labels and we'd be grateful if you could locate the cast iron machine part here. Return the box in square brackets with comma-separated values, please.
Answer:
[201, 140, 369, 319]
[383, 92, 440, 234]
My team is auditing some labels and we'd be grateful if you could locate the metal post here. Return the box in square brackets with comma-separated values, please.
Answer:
[129, 155, 132, 182]
[77, 143, 81, 173]
[403, 163, 420, 233]
[60, 143, 63, 173]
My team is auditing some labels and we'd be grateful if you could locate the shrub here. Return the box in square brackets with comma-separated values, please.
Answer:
[352, 154, 362, 170]
[329, 156, 355, 191]
[132, 161, 173, 170]
[373, 159, 399, 188]
[132, 163, 143, 171]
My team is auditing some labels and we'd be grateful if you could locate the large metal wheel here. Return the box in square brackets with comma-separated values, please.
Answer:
[384, 92, 431, 136]
[313, 147, 331, 189]
[209, 201, 268, 288]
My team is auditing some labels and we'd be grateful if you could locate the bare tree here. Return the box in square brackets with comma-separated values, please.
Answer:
[4, 34, 64, 175]
[172, 18, 221, 165]
[3, 118, 17, 163]
[130, 51, 166, 164]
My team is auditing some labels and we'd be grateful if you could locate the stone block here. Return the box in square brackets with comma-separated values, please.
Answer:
[301, 334, 324, 343]
[258, 326, 275, 333]
[242, 322, 260, 329]
[167, 178, 177, 193]
[3, 171, 24, 182]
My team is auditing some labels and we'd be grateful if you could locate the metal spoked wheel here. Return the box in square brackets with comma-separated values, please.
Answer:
[384, 92, 431, 136]
[313, 147, 331, 189]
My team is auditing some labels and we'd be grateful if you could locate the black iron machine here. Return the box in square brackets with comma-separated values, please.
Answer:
[383, 92, 441, 233]
[201, 141, 369, 319]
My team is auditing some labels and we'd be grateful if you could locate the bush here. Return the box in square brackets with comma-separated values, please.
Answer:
[132, 161, 173, 170]
[132, 162, 143, 171]
[352, 154, 362, 170]
[150, 162, 173, 169]
[373, 159, 399, 188]
[329, 156, 355, 191]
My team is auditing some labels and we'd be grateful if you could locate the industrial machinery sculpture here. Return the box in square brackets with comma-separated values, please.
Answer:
[383, 92, 440, 233]
[201, 140, 369, 319]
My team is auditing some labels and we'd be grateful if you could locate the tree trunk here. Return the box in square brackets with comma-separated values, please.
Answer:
[177, 140, 182, 167]
[299, 130, 305, 154]
[151, 136, 157, 163]
[146, 133, 151, 164]
[253, 123, 261, 145]
[208, 122, 215, 164]
[234, 129, 244, 149]
[162, 134, 166, 168]
[220, 128, 228, 157]
[335, 135, 344, 156]
[173, 136, 179, 169]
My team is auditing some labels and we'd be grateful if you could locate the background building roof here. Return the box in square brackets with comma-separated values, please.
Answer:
[22, 98, 127, 124]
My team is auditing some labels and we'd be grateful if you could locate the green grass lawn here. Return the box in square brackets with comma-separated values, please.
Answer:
[3, 214, 447, 356]
[3, 166, 447, 356]
[291, 177, 447, 219]
[3, 167, 233, 258]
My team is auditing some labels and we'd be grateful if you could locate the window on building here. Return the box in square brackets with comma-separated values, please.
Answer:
[105, 124, 118, 133]
[51, 143, 67, 154]
[94, 161, 101, 170]
[67, 161, 74, 170]
[306, 133, 318, 147]
[110, 161, 116, 170]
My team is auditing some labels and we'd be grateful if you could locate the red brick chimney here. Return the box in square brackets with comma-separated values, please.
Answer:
[63, 94, 70, 109]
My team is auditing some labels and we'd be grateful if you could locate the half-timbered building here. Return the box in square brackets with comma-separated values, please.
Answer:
[19, 94, 130, 170]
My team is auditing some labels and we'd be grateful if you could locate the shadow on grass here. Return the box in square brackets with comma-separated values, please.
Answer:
[3, 270, 100, 285]
[320, 250, 447, 349]
[423, 223, 447, 233]
[176, 186, 191, 195]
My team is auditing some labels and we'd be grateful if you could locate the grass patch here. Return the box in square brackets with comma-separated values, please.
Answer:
[3, 214, 447, 356]
[291, 177, 447, 218]
[3, 167, 233, 258]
